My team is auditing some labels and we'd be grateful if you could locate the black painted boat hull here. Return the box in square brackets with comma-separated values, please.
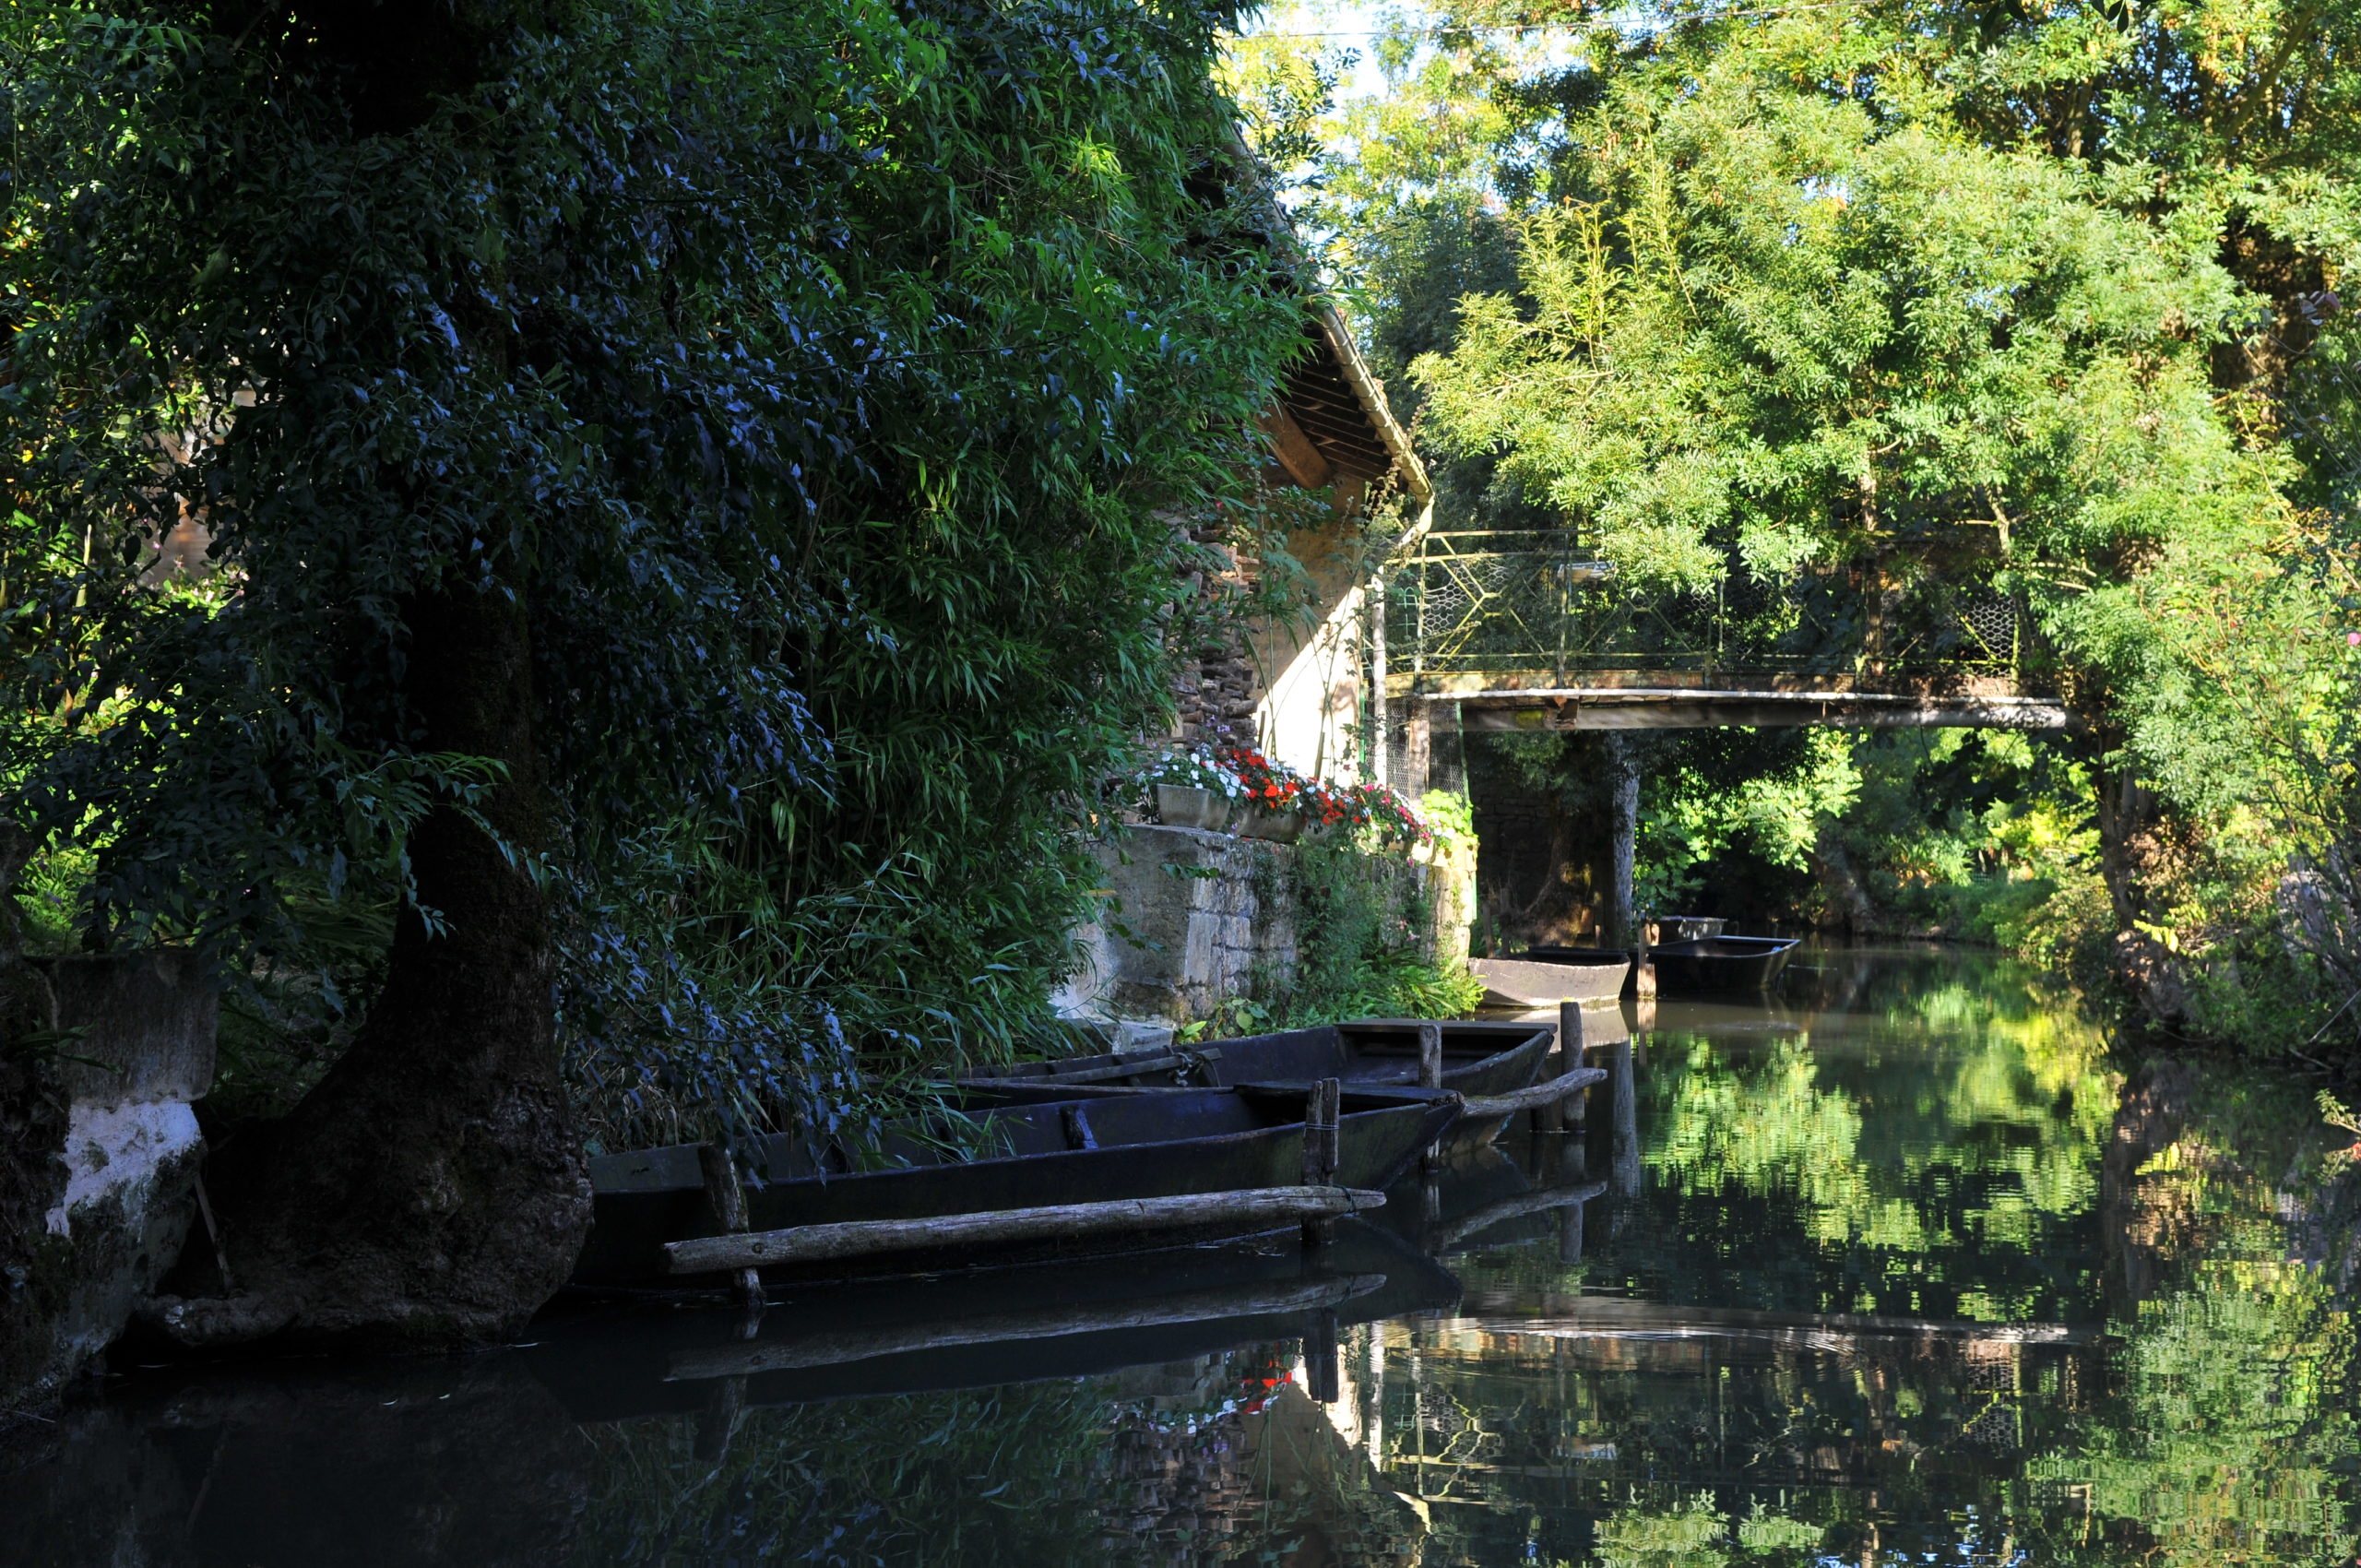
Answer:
[575, 1084, 1461, 1288]
[963, 1018, 1552, 1107]
[1648, 935, 1800, 994]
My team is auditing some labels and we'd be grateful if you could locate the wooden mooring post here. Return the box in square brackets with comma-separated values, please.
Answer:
[698, 1142, 765, 1312]
[1417, 1022, 1444, 1173]
[1535, 1000, 1591, 1134]
[1300, 1076, 1342, 1247]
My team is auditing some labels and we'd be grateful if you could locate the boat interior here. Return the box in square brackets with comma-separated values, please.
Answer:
[967, 1018, 1550, 1089]
[1652, 934, 1798, 956]
[1521, 944, 1636, 967]
[590, 1082, 1445, 1195]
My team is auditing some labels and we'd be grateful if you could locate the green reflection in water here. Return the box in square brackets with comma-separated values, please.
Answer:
[540, 952, 2351, 1566]
[1631, 955, 2121, 1321]
[1400, 949, 2359, 1566]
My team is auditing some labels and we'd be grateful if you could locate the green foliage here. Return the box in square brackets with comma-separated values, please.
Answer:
[5, 0, 1309, 1137]
[1232, 0, 2361, 1055]
[1635, 730, 1861, 917]
[1259, 839, 1481, 1026]
[1418, 787, 1477, 844]
[1406, 22, 2265, 620]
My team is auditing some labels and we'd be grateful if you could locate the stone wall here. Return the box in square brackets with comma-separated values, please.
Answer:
[1054, 824, 1475, 1028]
[1170, 518, 1264, 746]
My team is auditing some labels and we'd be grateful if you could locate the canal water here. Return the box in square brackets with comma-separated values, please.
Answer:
[6, 946, 2359, 1565]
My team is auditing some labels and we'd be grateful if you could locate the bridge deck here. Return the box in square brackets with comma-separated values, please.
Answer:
[1387, 672, 2071, 731]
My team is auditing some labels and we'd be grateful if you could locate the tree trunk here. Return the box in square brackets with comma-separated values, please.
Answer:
[179, 585, 588, 1349]
[2094, 762, 2155, 931]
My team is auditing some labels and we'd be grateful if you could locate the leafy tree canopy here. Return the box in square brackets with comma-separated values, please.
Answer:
[6, 0, 1307, 1124]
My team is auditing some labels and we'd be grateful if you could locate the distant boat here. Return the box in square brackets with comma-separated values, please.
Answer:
[960, 1018, 1554, 1111]
[1648, 934, 1800, 994]
[1467, 951, 1632, 1007]
[575, 1084, 1459, 1289]
[1653, 915, 1727, 942]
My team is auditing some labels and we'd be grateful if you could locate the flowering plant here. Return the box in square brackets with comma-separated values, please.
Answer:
[1338, 781, 1432, 849]
[1217, 746, 1310, 813]
[1283, 777, 1431, 847]
[1139, 746, 1243, 799]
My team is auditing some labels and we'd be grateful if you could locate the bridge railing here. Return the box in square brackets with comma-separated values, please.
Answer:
[1383, 529, 2045, 686]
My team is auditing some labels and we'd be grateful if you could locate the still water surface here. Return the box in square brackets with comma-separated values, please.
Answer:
[8, 947, 2359, 1565]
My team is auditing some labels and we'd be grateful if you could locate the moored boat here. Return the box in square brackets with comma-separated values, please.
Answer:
[1648, 934, 1800, 994]
[575, 1083, 1460, 1289]
[961, 1017, 1553, 1107]
[1467, 951, 1632, 1007]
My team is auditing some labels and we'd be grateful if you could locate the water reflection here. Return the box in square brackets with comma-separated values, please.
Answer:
[4, 947, 2355, 1565]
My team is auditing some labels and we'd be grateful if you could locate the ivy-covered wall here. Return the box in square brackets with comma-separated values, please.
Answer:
[1059, 825, 1475, 1029]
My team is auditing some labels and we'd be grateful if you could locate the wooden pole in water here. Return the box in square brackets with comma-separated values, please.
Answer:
[1417, 1023, 1444, 1173]
[1560, 999, 1589, 1123]
[667, 1184, 1386, 1274]
[1534, 1010, 1566, 1136]
[698, 1142, 765, 1309]
[1302, 1076, 1342, 1246]
[1455, 1064, 1605, 1120]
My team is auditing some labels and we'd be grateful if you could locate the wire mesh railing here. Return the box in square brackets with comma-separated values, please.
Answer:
[1385, 529, 2041, 685]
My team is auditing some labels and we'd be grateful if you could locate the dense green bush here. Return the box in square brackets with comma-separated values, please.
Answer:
[3, 0, 1310, 1149]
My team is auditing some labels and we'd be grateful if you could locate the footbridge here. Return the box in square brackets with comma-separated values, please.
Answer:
[1376, 529, 2072, 747]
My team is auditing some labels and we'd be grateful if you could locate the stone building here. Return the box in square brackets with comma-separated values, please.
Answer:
[1169, 288, 1431, 786]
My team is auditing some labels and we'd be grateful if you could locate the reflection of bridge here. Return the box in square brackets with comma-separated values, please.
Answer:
[1377, 529, 2072, 736]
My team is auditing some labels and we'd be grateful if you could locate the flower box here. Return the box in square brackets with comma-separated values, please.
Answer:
[1155, 783, 1232, 831]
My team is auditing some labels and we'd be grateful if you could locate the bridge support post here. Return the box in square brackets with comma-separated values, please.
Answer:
[1608, 735, 1639, 947]
[1405, 700, 1430, 798]
[1368, 576, 1388, 784]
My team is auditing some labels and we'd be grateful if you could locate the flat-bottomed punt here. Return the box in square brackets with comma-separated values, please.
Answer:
[1467, 952, 1632, 1008]
[1648, 934, 1800, 994]
[575, 1083, 1459, 1289]
[961, 1018, 1553, 1109]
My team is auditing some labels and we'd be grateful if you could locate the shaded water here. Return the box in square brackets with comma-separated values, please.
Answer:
[7, 947, 2359, 1565]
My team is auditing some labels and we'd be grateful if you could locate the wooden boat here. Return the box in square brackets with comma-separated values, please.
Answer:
[1524, 944, 1644, 998]
[1467, 951, 1631, 1007]
[1648, 934, 1800, 994]
[575, 1083, 1461, 1289]
[961, 1018, 1554, 1108]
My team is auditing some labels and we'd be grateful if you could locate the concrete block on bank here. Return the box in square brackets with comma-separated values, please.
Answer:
[5, 951, 215, 1412]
